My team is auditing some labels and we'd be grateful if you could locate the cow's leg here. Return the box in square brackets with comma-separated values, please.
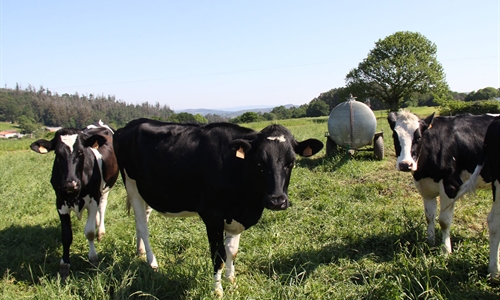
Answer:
[131, 198, 157, 268]
[135, 203, 153, 257]
[96, 190, 109, 242]
[85, 198, 99, 265]
[58, 211, 72, 280]
[415, 178, 440, 247]
[488, 181, 500, 278]
[224, 232, 240, 284]
[124, 173, 157, 269]
[423, 197, 438, 246]
[438, 192, 455, 254]
[202, 216, 226, 297]
[136, 205, 154, 257]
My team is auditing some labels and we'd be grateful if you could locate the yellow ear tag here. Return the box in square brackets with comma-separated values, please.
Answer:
[428, 124, 432, 130]
[236, 147, 245, 159]
[92, 140, 99, 149]
[303, 146, 312, 157]
[39, 146, 48, 154]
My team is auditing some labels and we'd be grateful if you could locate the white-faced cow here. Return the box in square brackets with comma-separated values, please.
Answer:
[388, 110, 495, 254]
[30, 122, 118, 279]
[455, 116, 500, 280]
[113, 118, 323, 296]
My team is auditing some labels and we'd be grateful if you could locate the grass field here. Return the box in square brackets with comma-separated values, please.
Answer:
[0, 107, 499, 299]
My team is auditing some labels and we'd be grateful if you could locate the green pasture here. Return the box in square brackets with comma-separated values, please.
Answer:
[0, 107, 498, 299]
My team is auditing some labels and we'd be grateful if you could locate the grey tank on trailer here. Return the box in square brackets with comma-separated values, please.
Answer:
[325, 94, 383, 160]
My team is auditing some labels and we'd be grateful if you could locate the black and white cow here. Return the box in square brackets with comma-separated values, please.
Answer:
[455, 116, 500, 280]
[30, 122, 118, 279]
[113, 118, 323, 296]
[388, 110, 495, 253]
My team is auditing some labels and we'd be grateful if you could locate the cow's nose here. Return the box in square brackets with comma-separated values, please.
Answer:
[398, 161, 413, 172]
[265, 195, 289, 211]
[64, 181, 79, 193]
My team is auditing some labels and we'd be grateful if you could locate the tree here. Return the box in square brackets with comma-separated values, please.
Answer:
[205, 114, 228, 123]
[345, 31, 449, 111]
[193, 114, 208, 123]
[17, 115, 39, 134]
[271, 106, 292, 119]
[170, 112, 200, 123]
[306, 99, 330, 117]
[237, 112, 261, 123]
[464, 87, 500, 101]
[291, 106, 307, 118]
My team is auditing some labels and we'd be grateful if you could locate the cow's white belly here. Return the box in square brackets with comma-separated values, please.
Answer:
[414, 170, 490, 200]
[414, 177, 440, 199]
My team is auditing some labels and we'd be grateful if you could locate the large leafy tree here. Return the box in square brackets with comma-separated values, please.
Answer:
[345, 31, 449, 111]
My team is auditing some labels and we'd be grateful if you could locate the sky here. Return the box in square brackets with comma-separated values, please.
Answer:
[1, 1, 499, 111]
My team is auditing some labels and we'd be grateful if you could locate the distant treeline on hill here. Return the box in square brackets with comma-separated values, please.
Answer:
[0, 85, 175, 130]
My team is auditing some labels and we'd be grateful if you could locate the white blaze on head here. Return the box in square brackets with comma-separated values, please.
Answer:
[60, 134, 78, 153]
[267, 135, 286, 143]
[394, 112, 420, 171]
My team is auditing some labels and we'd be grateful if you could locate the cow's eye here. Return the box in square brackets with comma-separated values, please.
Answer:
[77, 149, 84, 156]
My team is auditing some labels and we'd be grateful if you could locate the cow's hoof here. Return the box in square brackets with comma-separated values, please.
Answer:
[440, 245, 452, 255]
[149, 256, 158, 270]
[225, 275, 236, 285]
[89, 256, 98, 266]
[59, 263, 70, 281]
[214, 286, 224, 298]
[97, 232, 105, 242]
[490, 273, 500, 285]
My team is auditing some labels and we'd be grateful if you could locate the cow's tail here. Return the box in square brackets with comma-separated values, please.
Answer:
[455, 163, 484, 200]
[126, 194, 132, 215]
[117, 168, 133, 215]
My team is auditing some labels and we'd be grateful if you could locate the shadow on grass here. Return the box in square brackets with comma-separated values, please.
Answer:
[253, 228, 500, 299]
[0, 224, 208, 299]
[0, 224, 60, 281]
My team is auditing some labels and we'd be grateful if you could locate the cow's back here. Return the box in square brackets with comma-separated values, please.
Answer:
[113, 119, 257, 213]
[415, 114, 494, 181]
[414, 114, 495, 199]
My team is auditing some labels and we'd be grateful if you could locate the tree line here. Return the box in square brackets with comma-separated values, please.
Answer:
[2, 82, 496, 135]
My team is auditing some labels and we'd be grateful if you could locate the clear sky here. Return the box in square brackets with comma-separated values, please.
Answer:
[1, 1, 499, 111]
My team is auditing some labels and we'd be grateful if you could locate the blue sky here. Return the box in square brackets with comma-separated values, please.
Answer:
[1, 1, 499, 111]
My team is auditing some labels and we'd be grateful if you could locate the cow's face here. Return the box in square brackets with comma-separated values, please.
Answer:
[30, 128, 106, 198]
[231, 125, 323, 210]
[387, 111, 434, 172]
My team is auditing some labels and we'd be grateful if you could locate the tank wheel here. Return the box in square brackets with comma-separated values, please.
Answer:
[373, 135, 384, 160]
[326, 138, 338, 157]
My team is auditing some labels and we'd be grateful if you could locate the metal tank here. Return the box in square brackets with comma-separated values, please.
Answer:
[325, 94, 384, 160]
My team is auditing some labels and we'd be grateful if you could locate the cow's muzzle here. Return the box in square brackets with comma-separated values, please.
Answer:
[264, 194, 289, 211]
[398, 161, 415, 172]
[63, 180, 80, 194]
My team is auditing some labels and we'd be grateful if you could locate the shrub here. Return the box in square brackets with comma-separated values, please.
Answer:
[439, 99, 500, 115]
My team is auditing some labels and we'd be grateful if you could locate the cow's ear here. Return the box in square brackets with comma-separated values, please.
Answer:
[421, 112, 435, 131]
[83, 135, 107, 149]
[229, 139, 252, 159]
[30, 139, 53, 154]
[294, 138, 324, 157]
[388, 112, 397, 130]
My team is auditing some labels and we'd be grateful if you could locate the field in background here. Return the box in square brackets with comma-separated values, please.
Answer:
[0, 107, 498, 299]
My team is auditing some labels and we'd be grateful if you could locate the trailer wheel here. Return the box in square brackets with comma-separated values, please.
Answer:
[373, 135, 384, 160]
[326, 138, 338, 157]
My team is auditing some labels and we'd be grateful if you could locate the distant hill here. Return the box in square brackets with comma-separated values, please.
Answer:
[177, 104, 297, 118]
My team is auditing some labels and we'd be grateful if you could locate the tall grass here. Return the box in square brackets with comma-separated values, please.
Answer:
[0, 108, 498, 299]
